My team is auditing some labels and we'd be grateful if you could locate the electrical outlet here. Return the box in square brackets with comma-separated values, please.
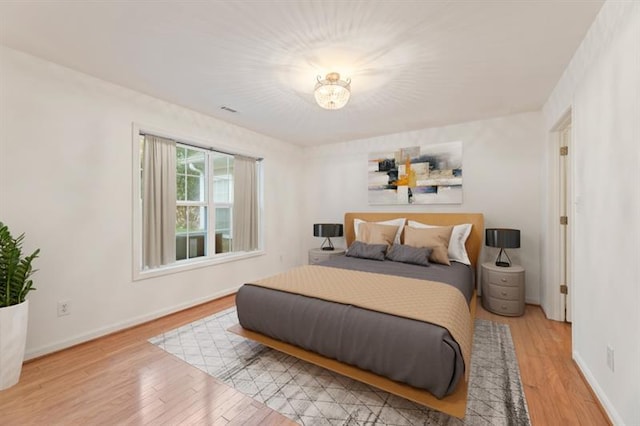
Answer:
[57, 300, 71, 317]
[606, 345, 615, 372]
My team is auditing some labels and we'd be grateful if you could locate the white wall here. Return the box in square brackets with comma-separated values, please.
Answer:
[0, 46, 303, 359]
[301, 112, 545, 304]
[542, 2, 640, 425]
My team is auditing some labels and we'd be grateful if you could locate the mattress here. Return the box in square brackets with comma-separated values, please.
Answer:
[235, 256, 474, 398]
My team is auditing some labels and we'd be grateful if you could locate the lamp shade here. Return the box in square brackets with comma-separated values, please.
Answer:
[313, 223, 343, 238]
[485, 228, 520, 249]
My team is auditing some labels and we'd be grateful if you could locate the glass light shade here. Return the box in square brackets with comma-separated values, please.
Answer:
[314, 72, 351, 110]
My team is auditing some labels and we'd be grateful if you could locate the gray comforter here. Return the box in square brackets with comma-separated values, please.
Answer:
[319, 255, 474, 304]
[236, 257, 474, 398]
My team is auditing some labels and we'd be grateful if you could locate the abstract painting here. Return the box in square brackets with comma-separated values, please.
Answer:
[368, 141, 462, 205]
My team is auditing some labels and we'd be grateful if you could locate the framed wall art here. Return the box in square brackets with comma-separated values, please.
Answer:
[368, 141, 462, 205]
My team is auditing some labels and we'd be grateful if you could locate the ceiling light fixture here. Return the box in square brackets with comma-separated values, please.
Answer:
[314, 72, 351, 110]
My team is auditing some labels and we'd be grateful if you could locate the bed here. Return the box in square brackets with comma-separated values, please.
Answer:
[230, 212, 484, 418]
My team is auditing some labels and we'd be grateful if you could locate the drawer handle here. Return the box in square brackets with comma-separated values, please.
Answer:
[501, 278, 507, 282]
[501, 305, 507, 310]
[501, 291, 507, 296]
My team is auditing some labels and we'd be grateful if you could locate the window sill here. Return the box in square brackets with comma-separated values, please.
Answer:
[133, 250, 265, 281]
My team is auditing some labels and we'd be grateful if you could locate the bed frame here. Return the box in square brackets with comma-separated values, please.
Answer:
[230, 212, 484, 419]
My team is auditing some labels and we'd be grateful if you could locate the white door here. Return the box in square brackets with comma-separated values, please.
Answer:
[559, 123, 572, 322]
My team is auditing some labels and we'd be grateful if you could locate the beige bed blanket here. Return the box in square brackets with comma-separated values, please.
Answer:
[250, 264, 472, 379]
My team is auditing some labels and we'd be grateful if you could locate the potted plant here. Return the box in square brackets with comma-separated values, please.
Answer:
[0, 221, 39, 390]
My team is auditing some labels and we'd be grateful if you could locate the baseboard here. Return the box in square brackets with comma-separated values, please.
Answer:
[573, 351, 621, 425]
[24, 286, 241, 361]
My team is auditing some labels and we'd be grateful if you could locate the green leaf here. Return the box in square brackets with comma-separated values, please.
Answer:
[0, 222, 40, 307]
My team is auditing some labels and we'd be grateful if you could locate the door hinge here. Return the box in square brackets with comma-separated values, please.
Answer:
[560, 146, 569, 156]
[560, 284, 568, 294]
[560, 216, 568, 225]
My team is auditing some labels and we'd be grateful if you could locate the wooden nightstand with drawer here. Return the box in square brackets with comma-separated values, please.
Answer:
[308, 248, 346, 265]
[481, 262, 525, 316]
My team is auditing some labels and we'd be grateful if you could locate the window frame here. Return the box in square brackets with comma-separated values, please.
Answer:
[132, 123, 265, 281]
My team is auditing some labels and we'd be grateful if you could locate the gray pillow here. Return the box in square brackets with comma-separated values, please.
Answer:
[386, 244, 432, 267]
[346, 241, 387, 261]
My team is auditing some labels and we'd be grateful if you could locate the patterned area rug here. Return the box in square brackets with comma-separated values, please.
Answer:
[150, 308, 530, 425]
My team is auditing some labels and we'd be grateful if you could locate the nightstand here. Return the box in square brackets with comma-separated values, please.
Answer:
[481, 262, 525, 316]
[308, 248, 346, 265]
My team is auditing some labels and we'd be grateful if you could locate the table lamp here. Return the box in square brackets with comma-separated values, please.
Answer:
[485, 228, 521, 267]
[313, 223, 343, 251]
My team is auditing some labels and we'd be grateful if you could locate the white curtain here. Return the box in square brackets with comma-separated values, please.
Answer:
[142, 134, 176, 268]
[233, 156, 258, 251]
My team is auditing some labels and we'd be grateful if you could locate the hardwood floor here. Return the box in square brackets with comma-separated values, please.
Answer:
[0, 295, 295, 426]
[476, 303, 610, 426]
[0, 295, 609, 425]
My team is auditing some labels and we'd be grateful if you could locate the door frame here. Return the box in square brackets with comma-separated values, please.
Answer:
[558, 120, 572, 322]
[543, 109, 574, 322]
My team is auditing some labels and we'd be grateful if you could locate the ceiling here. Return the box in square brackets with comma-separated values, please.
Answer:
[0, 1, 603, 146]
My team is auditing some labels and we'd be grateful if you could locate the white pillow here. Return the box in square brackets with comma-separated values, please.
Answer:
[354, 218, 405, 245]
[407, 220, 472, 265]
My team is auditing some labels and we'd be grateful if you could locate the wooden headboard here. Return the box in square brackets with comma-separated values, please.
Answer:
[344, 212, 484, 268]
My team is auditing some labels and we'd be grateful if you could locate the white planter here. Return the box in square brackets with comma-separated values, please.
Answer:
[0, 300, 29, 390]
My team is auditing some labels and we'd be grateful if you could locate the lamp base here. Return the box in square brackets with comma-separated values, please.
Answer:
[320, 237, 335, 251]
[494, 248, 512, 267]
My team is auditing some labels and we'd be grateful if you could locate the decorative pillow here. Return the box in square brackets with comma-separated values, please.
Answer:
[354, 218, 405, 245]
[357, 223, 398, 246]
[407, 220, 473, 265]
[386, 244, 432, 267]
[403, 225, 453, 265]
[346, 241, 387, 261]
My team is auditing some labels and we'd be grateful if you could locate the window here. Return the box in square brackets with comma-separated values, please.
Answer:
[212, 154, 234, 255]
[175, 145, 208, 260]
[135, 130, 263, 276]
